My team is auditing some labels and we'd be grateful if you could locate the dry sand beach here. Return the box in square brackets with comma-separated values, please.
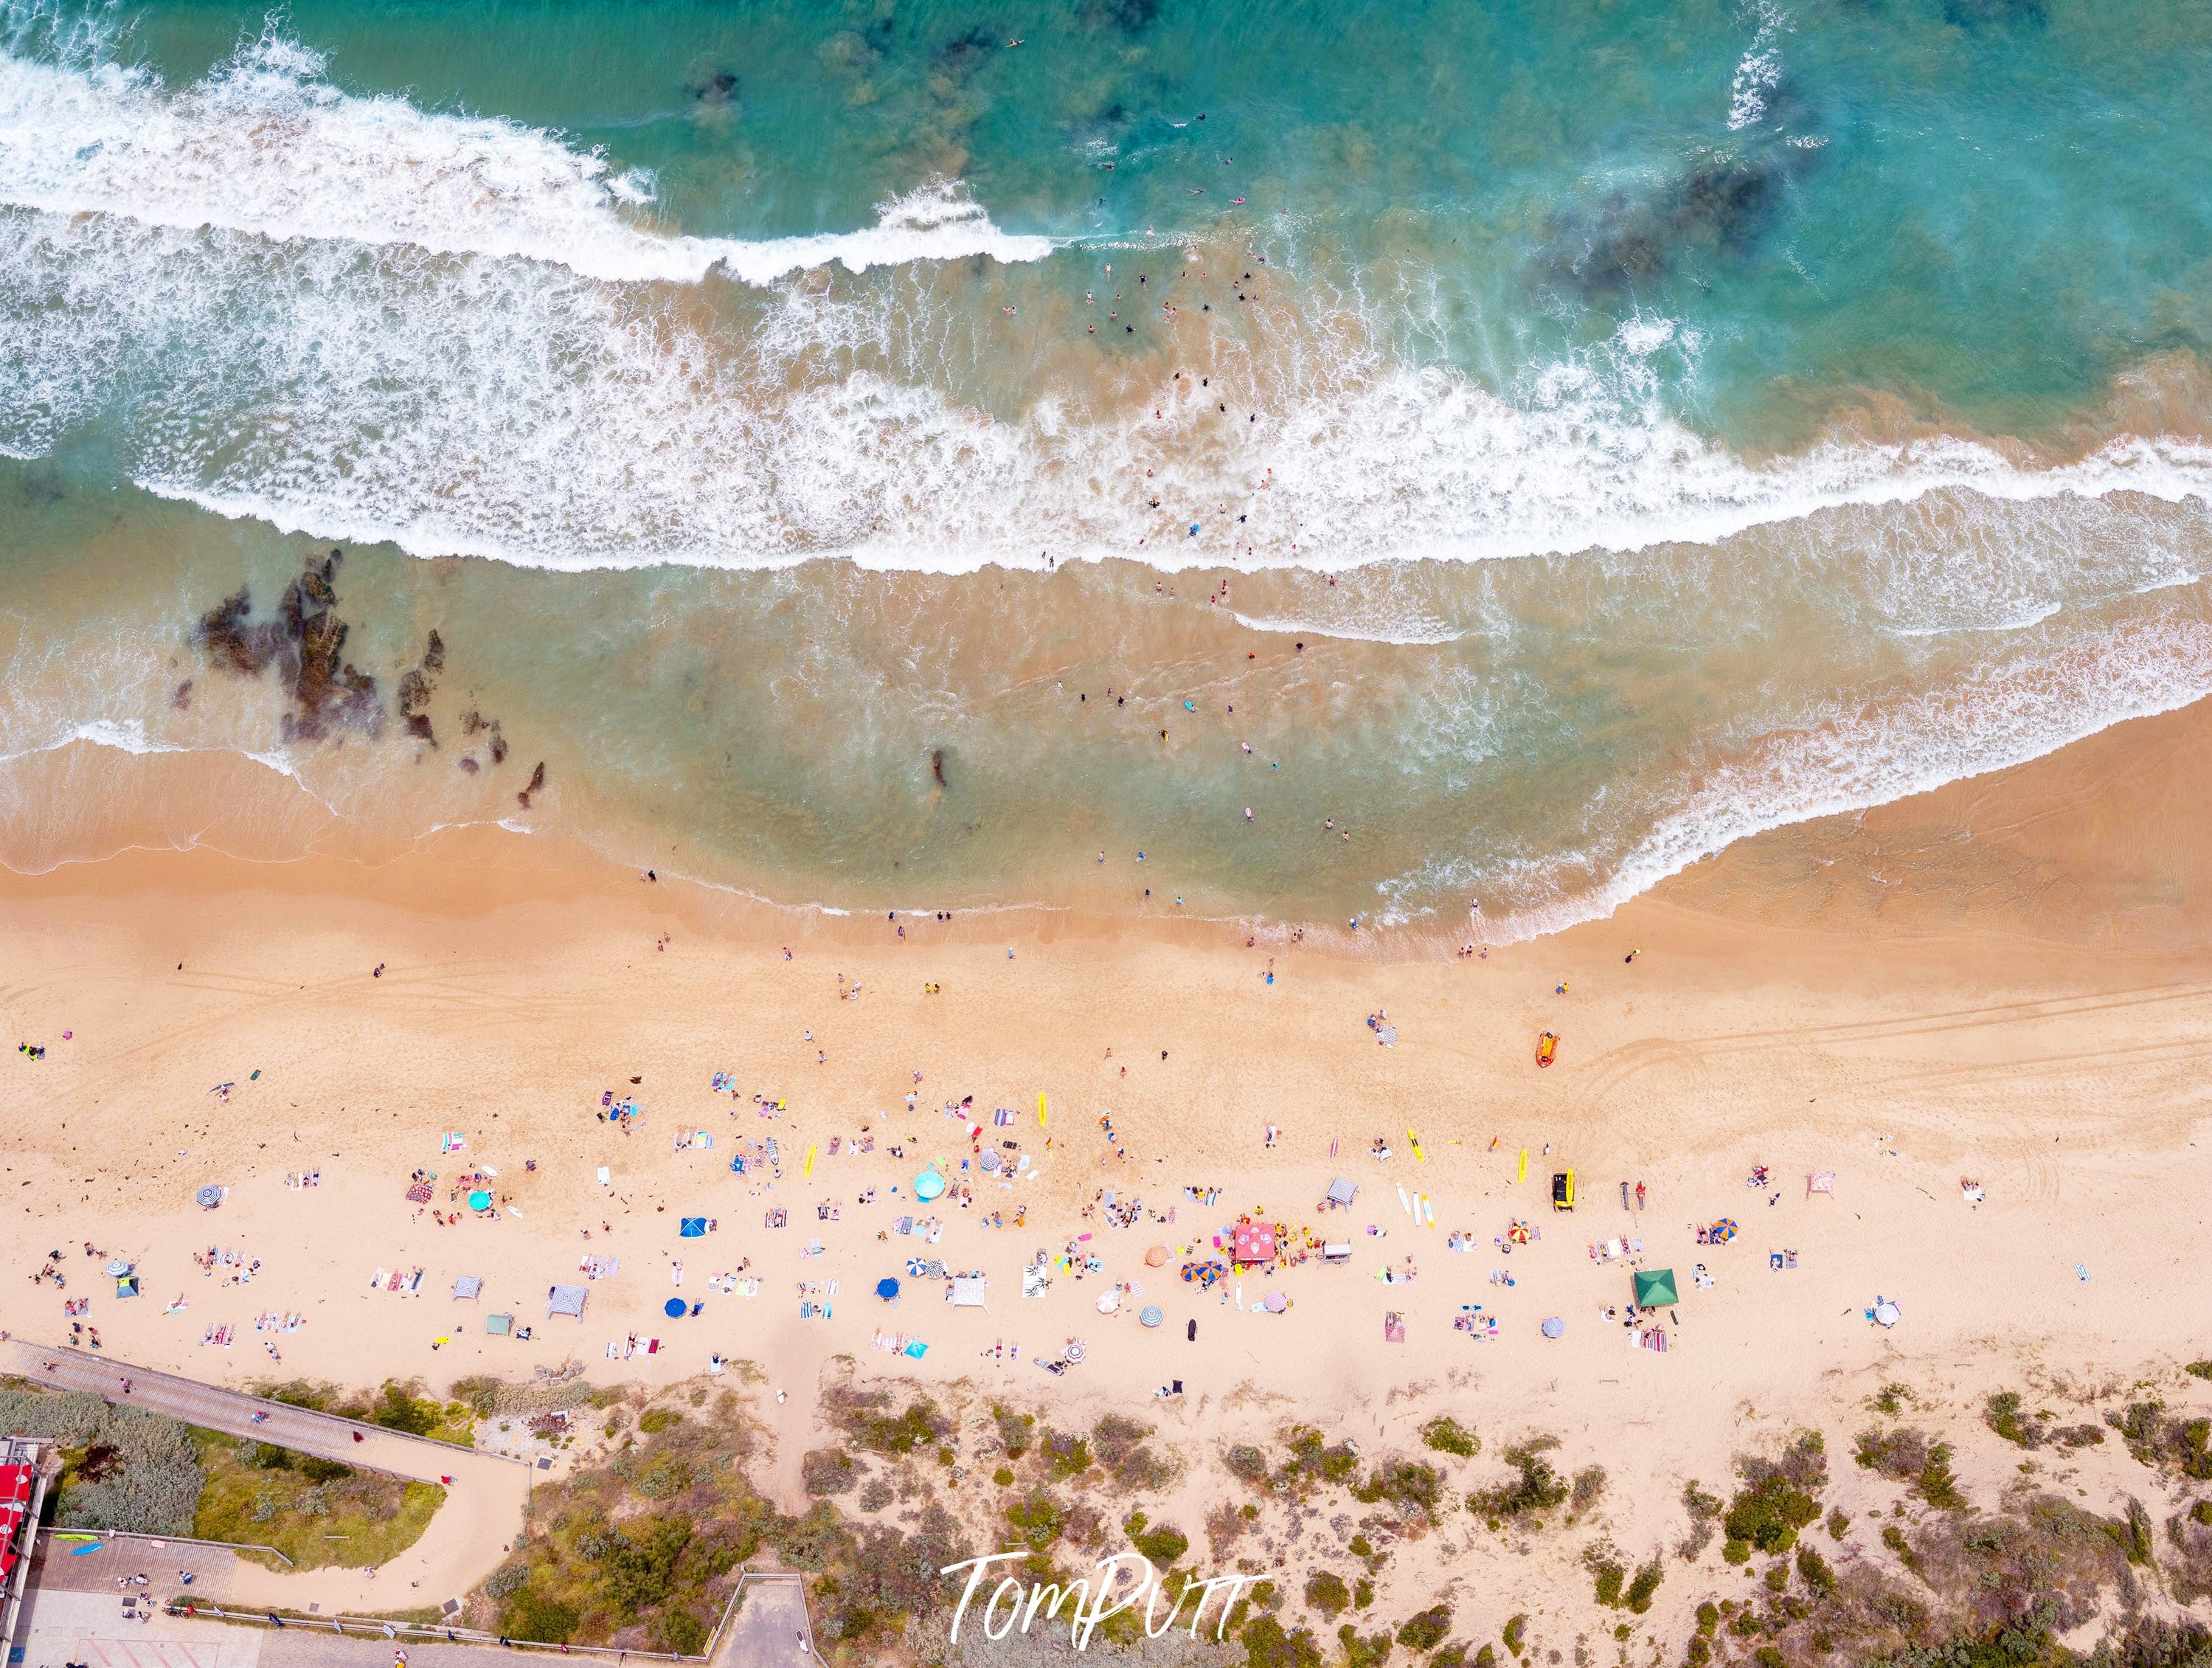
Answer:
[2, 702, 2211, 1661]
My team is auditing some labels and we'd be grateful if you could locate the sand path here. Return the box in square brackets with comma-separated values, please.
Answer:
[3, 1343, 530, 1613]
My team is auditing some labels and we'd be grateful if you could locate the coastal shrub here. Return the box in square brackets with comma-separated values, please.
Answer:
[1131, 1520, 1188, 1565]
[1431, 1647, 1472, 1668]
[1041, 1428, 1094, 1479]
[1570, 1464, 1609, 1515]
[1237, 1616, 1324, 1668]
[1916, 1442, 1967, 1509]
[1353, 1575, 1374, 1608]
[1305, 1570, 1351, 1617]
[800, 1450, 856, 1496]
[58, 1407, 204, 1537]
[1355, 1458, 1443, 1516]
[1826, 1508, 1851, 1540]
[994, 1404, 1034, 1458]
[1591, 1555, 1626, 1607]
[485, 1563, 530, 1599]
[1474, 1647, 1498, 1668]
[1624, 1556, 1664, 1613]
[991, 1467, 1014, 1487]
[1985, 1391, 2045, 1447]
[1724, 1433, 1826, 1556]
[1397, 1605, 1453, 1650]
[651, 1608, 707, 1655]
[1502, 1613, 1528, 1658]
[2187, 1361, 2212, 1381]
[369, 1381, 445, 1436]
[1422, 1416, 1480, 1457]
[1871, 1383, 1914, 1417]
[830, 1387, 947, 1456]
[505, 1593, 578, 1643]
[1679, 1481, 1724, 1560]
[0, 1387, 111, 1446]
[1095, 1413, 1176, 1490]
[1281, 1426, 1361, 1488]
[1469, 1437, 1570, 1525]
[1225, 1442, 1270, 1483]
[1006, 1489, 1064, 1550]
[1336, 1623, 1393, 1668]
[637, 1407, 679, 1435]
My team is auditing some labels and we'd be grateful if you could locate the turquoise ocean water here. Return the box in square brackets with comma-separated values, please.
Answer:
[3, 0, 2211, 937]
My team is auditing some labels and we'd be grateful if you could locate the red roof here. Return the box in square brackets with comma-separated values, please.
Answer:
[1231, 1222, 1277, 1265]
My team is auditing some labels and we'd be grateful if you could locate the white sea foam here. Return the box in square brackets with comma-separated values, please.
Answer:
[1393, 610, 2212, 939]
[3, 26, 2211, 574]
[0, 30, 1055, 284]
[1726, 1, 1788, 131]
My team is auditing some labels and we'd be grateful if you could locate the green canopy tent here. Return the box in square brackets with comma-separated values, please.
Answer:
[1633, 1268, 1679, 1309]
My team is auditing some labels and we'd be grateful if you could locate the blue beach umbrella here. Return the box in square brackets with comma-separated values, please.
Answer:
[663, 1298, 686, 1319]
[876, 1278, 901, 1301]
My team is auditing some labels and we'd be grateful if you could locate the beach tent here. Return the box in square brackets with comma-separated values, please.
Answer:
[114, 1276, 139, 1299]
[1633, 1268, 1679, 1308]
[679, 1217, 707, 1238]
[547, 1284, 588, 1320]
[949, 1276, 988, 1309]
[1231, 1222, 1277, 1266]
[1807, 1171, 1837, 1198]
[453, 1275, 483, 1302]
[485, 1313, 513, 1336]
[1325, 1178, 1358, 1208]
[913, 1169, 946, 1202]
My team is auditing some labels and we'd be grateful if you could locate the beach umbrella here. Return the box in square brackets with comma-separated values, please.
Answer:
[1139, 1306, 1163, 1328]
[1540, 1316, 1565, 1338]
[1063, 1338, 1086, 1363]
[1263, 1292, 1288, 1314]
[978, 1149, 999, 1172]
[103, 1259, 132, 1278]
[1633, 1268, 1679, 1308]
[876, 1278, 901, 1301]
[663, 1298, 687, 1319]
[195, 1184, 223, 1209]
[1096, 1289, 1121, 1314]
[913, 1169, 946, 1202]
[467, 1190, 492, 1211]
[1873, 1301, 1901, 1328]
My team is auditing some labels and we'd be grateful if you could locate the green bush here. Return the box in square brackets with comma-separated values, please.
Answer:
[1239, 1616, 1324, 1668]
[1305, 1570, 1351, 1617]
[1724, 1462, 1821, 1555]
[1280, 1427, 1360, 1487]
[1502, 1613, 1528, 1658]
[1005, 1491, 1064, 1550]
[1623, 1557, 1663, 1613]
[1356, 1459, 1443, 1516]
[1131, 1520, 1188, 1565]
[1398, 1604, 1453, 1650]
[2185, 1360, 2212, 1381]
[1225, 1442, 1270, 1482]
[1422, 1417, 1480, 1457]
[991, 1467, 1014, 1487]
[652, 1608, 706, 1655]
[1722, 1538, 1751, 1565]
[1469, 1438, 1570, 1523]
[1796, 1543, 1836, 1595]
[1337, 1623, 1393, 1668]
[1041, 1429, 1093, 1480]
[1353, 1576, 1374, 1608]
[1592, 1560, 1625, 1606]
[1825, 1507, 1850, 1540]
[637, 1408, 679, 1435]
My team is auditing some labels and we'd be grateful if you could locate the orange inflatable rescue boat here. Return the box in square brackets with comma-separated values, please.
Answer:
[1535, 1031, 1559, 1067]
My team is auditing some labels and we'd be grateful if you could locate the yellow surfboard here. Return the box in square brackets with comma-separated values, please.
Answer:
[1518, 1147, 1528, 1183]
[1407, 1129, 1426, 1162]
[1039, 1091, 1049, 1128]
[803, 1143, 817, 1178]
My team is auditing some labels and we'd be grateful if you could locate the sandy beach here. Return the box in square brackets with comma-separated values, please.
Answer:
[4, 700, 2211, 1657]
